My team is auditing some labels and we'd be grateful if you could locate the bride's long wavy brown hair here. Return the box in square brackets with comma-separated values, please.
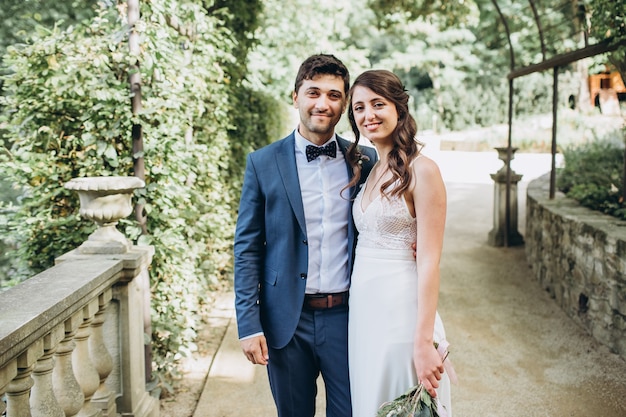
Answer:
[345, 69, 423, 198]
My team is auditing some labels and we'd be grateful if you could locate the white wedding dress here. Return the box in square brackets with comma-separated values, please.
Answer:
[349, 179, 452, 416]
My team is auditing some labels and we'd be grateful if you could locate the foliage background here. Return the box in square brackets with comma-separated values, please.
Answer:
[0, 0, 624, 392]
[0, 0, 287, 389]
[558, 132, 626, 220]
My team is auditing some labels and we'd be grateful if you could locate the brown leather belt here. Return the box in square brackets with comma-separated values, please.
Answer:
[304, 291, 349, 310]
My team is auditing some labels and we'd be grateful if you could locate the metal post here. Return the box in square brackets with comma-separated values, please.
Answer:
[550, 67, 558, 199]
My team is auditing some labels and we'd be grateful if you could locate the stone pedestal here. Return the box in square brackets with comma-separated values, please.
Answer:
[488, 147, 524, 247]
[62, 176, 158, 416]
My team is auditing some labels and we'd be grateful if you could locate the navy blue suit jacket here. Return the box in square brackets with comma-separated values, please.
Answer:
[234, 133, 377, 349]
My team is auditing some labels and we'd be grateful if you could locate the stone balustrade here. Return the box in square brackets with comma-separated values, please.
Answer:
[0, 246, 159, 416]
[525, 173, 626, 362]
[1, 176, 158, 416]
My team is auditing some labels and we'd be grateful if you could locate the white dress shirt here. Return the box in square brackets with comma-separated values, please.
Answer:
[294, 129, 351, 294]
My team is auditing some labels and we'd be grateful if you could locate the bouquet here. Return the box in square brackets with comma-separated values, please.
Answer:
[377, 341, 457, 417]
[377, 383, 442, 417]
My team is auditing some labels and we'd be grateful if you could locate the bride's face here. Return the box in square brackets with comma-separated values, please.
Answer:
[350, 85, 398, 146]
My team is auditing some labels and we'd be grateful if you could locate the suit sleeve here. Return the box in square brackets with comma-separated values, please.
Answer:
[234, 154, 266, 339]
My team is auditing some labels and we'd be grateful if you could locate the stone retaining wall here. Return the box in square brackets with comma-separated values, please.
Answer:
[525, 173, 626, 361]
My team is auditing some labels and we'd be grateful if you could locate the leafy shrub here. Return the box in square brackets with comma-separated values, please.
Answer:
[0, 0, 281, 392]
[557, 128, 626, 219]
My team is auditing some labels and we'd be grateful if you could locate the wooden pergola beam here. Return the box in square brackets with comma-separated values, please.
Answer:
[508, 38, 626, 79]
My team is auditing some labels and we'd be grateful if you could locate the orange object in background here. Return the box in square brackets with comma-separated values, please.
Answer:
[589, 70, 626, 109]
[589, 68, 626, 116]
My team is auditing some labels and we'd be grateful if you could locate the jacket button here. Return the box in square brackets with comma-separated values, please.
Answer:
[300, 273, 307, 279]
[302, 239, 308, 245]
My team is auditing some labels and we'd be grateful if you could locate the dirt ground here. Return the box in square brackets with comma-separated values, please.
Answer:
[159, 301, 231, 417]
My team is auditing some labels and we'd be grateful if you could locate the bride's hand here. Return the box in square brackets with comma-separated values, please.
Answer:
[413, 341, 444, 398]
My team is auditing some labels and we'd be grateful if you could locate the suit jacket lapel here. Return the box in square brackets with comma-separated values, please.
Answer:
[276, 135, 307, 236]
[337, 136, 359, 266]
[337, 136, 359, 199]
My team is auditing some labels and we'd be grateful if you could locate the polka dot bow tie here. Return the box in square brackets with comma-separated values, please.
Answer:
[306, 141, 337, 162]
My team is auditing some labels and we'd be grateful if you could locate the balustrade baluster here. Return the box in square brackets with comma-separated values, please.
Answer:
[73, 299, 101, 417]
[5, 341, 43, 417]
[31, 325, 65, 417]
[6, 365, 34, 417]
[1, 360, 18, 416]
[89, 289, 116, 417]
[53, 313, 84, 417]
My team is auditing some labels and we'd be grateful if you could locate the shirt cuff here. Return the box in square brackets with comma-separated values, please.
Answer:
[239, 332, 264, 341]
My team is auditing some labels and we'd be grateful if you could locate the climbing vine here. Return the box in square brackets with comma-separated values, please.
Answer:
[0, 0, 283, 391]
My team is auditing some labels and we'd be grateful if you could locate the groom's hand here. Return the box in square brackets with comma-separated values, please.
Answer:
[412, 242, 417, 258]
[240, 335, 269, 365]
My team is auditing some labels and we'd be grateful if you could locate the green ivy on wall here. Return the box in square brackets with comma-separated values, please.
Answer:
[0, 0, 284, 392]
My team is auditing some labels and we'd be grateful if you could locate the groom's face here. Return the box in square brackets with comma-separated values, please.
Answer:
[292, 74, 347, 145]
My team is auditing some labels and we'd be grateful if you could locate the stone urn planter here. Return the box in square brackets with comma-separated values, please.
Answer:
[65, 176, 145, 254]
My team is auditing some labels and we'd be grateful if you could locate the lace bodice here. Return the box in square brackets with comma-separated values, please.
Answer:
[353, 182, 417, 250]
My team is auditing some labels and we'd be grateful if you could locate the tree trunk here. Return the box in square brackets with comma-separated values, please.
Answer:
[128, 0, 147, 235]
[127, 0, 152, 386]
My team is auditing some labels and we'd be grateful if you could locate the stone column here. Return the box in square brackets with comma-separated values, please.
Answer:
[488, 147, 524, 247]
[53, 314, 84, 417]
[6, 341, 43, 417]
[111, 247, 158, 416]
[31, 325, 65, 417]
[73, 299, 101, 417]
[0, 360, 17, 415]
[90, 290, 116, 417]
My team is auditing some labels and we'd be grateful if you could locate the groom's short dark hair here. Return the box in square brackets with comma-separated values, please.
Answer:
[294, 54, 350, 96]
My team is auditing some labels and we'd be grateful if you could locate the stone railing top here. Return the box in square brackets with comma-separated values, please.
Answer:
[0, 258, 122, 365]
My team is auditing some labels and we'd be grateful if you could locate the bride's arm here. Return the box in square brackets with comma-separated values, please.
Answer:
[409, 155, 447, 398]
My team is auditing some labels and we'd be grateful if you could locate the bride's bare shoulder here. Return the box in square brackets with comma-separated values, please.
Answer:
[410, 154, 442, 178]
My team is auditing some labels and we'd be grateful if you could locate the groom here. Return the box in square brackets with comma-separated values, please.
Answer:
[233, 54, 377, 417]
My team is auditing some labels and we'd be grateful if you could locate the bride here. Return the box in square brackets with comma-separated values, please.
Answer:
[344, 69, 453, 416]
